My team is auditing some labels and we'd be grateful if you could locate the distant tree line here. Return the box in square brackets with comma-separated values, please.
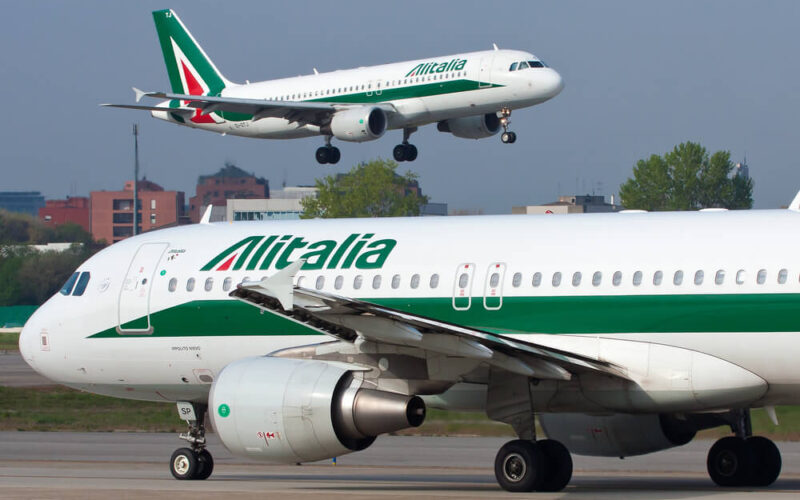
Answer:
[0, 210, 104, 306]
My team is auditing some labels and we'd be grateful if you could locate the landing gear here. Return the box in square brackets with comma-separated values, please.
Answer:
[170, 402, 213, 480]
[499, 107, 516, 144]
[706, 409, 782, 487]
[315, 136, 340, 164]
[393, 127, 418, 162]
[494, 439, 573, 492]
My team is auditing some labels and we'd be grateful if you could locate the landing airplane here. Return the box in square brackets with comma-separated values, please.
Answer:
[103, 9, 564, 165]
[19, 203, 799, 492]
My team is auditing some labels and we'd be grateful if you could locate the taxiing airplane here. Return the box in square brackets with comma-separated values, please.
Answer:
[103, 9, 564, 165]
[20, 201, 800, 491]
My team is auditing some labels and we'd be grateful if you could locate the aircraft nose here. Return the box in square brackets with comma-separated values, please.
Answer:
[541, 68, 564, 98]
[18, 308, 40, 371]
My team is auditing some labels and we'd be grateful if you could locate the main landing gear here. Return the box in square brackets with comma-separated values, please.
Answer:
[494, 439, 573, 492]
[499, 107, 516, 144]
[170, 402, 214, 480]
[316, 136, 341, 165]
[706, 409, 782, 487]
[393, 127, 418, 162]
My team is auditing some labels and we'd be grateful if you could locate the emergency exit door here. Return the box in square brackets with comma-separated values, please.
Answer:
[483, 262, 506, 310]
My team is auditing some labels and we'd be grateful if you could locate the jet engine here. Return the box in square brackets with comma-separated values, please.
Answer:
[437, 113, 501, 139]
[327, 106, 387, 142]
[209, 356, 425, 463]
[538, 413, 718, 457]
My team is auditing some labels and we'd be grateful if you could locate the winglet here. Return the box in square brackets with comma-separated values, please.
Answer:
[133, 87, 148, 103]
[200, 204, 213, 224]
[788, 191, 800, 212]
[241, 259, 306, 311]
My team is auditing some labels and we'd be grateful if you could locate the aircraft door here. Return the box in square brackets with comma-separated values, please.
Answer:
[118, 242, 168, 334]
[452, 263, 475, 310]
[483, 262, 506, 310]
[479, 55, 494, 88]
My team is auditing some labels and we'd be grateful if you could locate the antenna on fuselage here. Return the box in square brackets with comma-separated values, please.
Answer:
[492, 43, 499, 51]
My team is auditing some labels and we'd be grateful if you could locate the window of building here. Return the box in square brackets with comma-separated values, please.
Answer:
[354, 275, 363, 290]
[694, 270, 704, 285]
[715, 270, 725, 285]
[458, 273, 468, 288]
[757, 269, 767, 285]
[150, 213, 156, 225]
[735, 270, 746, 285]
[633, 271, 642, 286]
[531, 272, 542, 287]
[186, 278, 195, 292]
[372, 275, 382, 289]
[490, 273, 500, 287]
[552, 272, 562, 287]
[113, 212, 133, 224]
[430, 274, 440, 288]
[653, 271, 663, 286]
[673, 270, 684, 286]
[391, 274, 400, 289]
[222, 277, 232, 291]
[778, 268, 788, 284]
[150, 199, 156, 210]
[316, 276, 325, 290]
[73, 272, 91, 296]
[592, 271, 602, 287]
[168, 277, 177, 292]
[572, 272, 582, 287]
[60, 272, 79, 295]
[613, 271, 622, 286]
[204, 277, 213, 292]
[411, 274, 420, 289]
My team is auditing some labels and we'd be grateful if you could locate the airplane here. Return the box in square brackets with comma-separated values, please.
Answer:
[18, 201, 800, 492]
[103, 9, 564, 165]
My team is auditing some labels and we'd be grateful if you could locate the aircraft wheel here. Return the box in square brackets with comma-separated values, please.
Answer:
[195, 449, 214, 480]
[707, 437, 752, 487]
[747, 436, 781, 487]
[328, 146, 341, 164]
[170, 447, 200, 480]
[508, 131, 517, 143]
[494, 439, 544, 492]
[537, 439, 572, 492]
[393, 144, 407, 162]
[405, 144, 418, 161]
[501, 132, 511, 144]
[315, 147, 330, 164]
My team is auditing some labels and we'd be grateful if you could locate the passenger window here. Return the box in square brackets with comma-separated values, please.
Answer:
[612, 271, 622, 286]
[372, 275, 382, 289]
[552, 272, 562, 287]
[632, 271, 642, 286]
[354, 275, 363, 290]
[391, 274, 400, 289]
[204, 277, 214, 292]
[411, 274, 420, 289]
[168, 277, 178, 292]
[60, 272, 79, 295]
[653, 271, 663, 286]
[715, 270, 725, 285]
[458, 273, 468, 288]
[532, 272, 542, 287]
[490, 273, 500, 287]
[186, 278, 195, 292]
[334, 275, 344, 290]
[592, 271, 602, 287]
[736, 270, 746, 285]
[316, 276, 325, 290]
[778, 268, 788, 284]
[694, 270, 704, 285]
[512, 272, 522, 287]
[73, 272, 91, 296]
[572, 272, 582, 287]
[430, 274, 440, 288]
[757, 269, 767, 284]
[296, 276, 305, 287]
[222, 277, 232, 291]
[673, 270, 684, 286]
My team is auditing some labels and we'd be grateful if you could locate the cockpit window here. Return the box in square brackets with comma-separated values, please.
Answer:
[72, 272, 91, 296]
[509, 62, 518, 72]
[510, 60, 547, 71]
[528, 60, 545, 68]
[60, 272, 79, 295]
[518, 61, 530, 70]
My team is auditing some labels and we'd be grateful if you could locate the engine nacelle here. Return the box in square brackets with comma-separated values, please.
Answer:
[437, 113, 500, 139]
[539, 413, 702, 457]
[209, 356, 425, 463]
[327, 106, 387, 142]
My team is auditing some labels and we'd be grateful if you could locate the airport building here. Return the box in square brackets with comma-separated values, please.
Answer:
[513, 195, 620, 215]
[189, 163, 269, 223]
[38, 196, 90, 232]
[90, 179, 186, 244]
[0, 191, 45, 217]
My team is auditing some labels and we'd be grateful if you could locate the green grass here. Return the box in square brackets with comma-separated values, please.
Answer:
[0, 331, 20, 351]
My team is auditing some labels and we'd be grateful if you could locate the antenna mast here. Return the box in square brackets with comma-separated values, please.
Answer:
[133, 123, 139, 236]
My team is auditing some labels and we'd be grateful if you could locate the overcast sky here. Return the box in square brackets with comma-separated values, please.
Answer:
[2, 1, 798, 212]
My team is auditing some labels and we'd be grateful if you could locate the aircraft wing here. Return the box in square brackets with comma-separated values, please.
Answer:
[229, 261, 626, 382]
[122, 89, 397, 126]
[100, 103, 194, 118]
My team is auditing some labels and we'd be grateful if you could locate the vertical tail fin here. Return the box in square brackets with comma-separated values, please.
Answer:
[152, 9, 233, 96]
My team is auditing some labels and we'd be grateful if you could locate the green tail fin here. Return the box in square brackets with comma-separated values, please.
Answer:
[152, 9, 232, 96]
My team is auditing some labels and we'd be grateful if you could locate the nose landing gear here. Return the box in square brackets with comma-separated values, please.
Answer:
[499, 107, 516, 144]
[170, 402, 213, 480]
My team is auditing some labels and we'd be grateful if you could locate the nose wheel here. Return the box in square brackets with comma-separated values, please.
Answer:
[170, 402, 214, 480]
[393, 127, 418, 162]
[499, 107, 517, 144]
[316, 136, 341, 164]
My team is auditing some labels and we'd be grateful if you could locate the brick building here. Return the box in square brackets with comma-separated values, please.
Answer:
[90, 178, 185, 244]
[188, 163, 269, 223]
[39, 197, 90, 232]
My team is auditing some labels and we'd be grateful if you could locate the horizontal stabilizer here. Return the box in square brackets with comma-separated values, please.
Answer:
[100, 103, 194, 118]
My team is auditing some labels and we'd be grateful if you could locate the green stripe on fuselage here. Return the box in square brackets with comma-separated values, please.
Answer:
[88, 293, 800, 339]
